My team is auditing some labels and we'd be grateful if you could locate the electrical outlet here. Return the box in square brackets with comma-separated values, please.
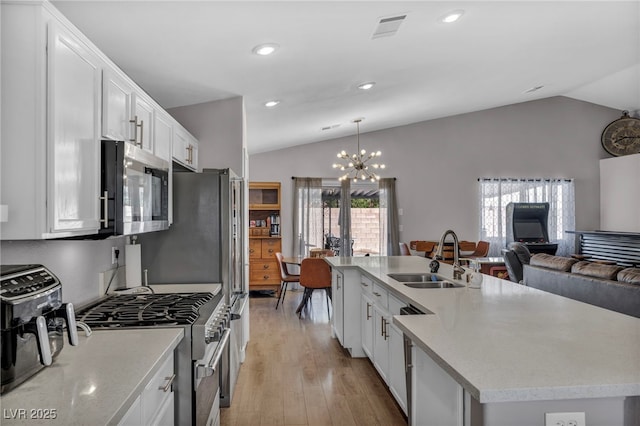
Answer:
[545, 412, 585, 426]
[111, 247, 117, 265]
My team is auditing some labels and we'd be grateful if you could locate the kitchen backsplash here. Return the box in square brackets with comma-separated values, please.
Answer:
[1, 237, 126, 306]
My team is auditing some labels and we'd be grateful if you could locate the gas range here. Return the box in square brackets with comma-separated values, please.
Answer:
[76, 291, 229, 425]
[76, 292, 215, 328]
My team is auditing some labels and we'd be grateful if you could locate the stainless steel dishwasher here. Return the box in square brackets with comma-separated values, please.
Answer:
[401, 304, 429, 426]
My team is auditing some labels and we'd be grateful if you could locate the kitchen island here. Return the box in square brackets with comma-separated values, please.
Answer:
[326, 256, 640, 425]
[1, 328, 183, 425]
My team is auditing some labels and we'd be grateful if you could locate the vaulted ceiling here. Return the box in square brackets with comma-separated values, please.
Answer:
[53, 1, 640, 154]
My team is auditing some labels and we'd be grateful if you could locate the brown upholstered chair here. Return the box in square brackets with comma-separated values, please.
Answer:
[399, 242, 411, 256]
[468, 241, 490, 257]
[274, 252, 300, 310]
[296, 258, 332, 317]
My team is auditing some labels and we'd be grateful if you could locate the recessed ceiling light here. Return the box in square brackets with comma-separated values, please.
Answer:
[440, 10, 464, 23]
[252, 43, 279, 56]
[357, 82, 376, 90]
[264, 100, 280, 108]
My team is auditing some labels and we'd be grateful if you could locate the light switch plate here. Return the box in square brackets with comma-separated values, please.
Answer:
[545, 412, 586, 426]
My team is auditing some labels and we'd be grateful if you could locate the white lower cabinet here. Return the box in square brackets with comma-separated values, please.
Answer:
[367, 279, 408, 415]
[411, 344, 464, 426]
[331, 267, 365, 357]
[388, 322, 407, 414]
[119, 352, 175, 426]
[360, 292, 374, 358]
[372, 304, 391, 382]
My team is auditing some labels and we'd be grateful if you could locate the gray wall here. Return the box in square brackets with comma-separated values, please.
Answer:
[0, 237, 126, 306]
[249, 96, 619, 256]
[169, 96, 245, 176]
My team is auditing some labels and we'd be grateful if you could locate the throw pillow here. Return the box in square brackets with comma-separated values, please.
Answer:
[529, 253, 578, 272]
[571, 261, 623, 280]
[617, 268, 640, 284]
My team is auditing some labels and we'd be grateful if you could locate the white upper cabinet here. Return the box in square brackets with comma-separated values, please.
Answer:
[1, 1, 197, 239]
[173, 125, 198, 171]
[131, 92, 154, 153]
[1, 2, 105, 239]
[102, 70, 133, 142]
[154, 111, 173, 162]
[47, 21, 102, 235]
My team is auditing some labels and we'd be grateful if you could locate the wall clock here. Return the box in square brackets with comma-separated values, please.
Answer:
[601, 111, 640, 156]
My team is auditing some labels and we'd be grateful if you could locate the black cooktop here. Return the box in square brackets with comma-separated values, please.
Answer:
[76, 292, 214, 327]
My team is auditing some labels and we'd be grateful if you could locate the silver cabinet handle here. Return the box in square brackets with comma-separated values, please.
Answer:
[383, 318, 388, 340]
[99, 191, 109, 228]
[337, 275, 342, 290]
[159, 374, 176, 392]
[366, 302, 371, 320]
[129, 115, 141, 145]
[373, 291, 381, 297]
[361, 282, 369, 287]
[139, 120, 144, 148]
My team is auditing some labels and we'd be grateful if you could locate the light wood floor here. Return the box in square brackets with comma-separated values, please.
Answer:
[221, 288, 407, 426]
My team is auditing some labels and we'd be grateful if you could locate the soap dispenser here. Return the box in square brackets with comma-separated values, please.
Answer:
[468, 264, 483, 289]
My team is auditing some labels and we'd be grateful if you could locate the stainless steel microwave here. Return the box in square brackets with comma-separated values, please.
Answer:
[100, 140, 170, 236]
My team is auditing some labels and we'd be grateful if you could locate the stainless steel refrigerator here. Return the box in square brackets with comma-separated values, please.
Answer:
[138, 168, 247, 408]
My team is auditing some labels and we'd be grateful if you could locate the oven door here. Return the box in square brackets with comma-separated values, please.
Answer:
[194, 329, 230, 426]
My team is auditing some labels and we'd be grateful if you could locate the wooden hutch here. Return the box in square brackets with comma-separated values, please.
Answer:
[248, 182, 282, 292]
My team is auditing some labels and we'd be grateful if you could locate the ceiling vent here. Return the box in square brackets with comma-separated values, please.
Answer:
[372, 14, 407, 39]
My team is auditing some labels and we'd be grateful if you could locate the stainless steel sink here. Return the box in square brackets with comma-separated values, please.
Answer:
[404, 281, 464, 289]
[387, 273, 442, 282]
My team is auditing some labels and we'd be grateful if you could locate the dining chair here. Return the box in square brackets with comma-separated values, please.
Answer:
[274, 252, 300, 310]
[296, 258, 332, 317]
[399, 242, 411, 256]
[469, 241, 490, 257]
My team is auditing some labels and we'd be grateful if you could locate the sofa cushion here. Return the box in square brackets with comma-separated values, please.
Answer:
[529, 253, 578, 272]
[571, 261, 623, 280]
[617, 267, 640, 284]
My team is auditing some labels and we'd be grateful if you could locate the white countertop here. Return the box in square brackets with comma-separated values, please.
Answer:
[1, 328, 184, 425]
[325, 256, 640, 403]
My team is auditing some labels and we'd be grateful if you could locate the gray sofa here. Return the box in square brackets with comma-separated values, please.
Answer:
[523, 254, 640, 318]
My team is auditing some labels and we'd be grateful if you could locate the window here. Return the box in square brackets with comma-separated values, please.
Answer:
[479, 178, 575, 256]
[321, 181, 384, 255]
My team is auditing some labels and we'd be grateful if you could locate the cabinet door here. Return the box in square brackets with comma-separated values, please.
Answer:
[332, 269, 344, 344]
[189, 138, 199, 170]
[372, 305, 390, 382]
[388, 322, 407, 415]
[172, 126, 196, 170]
[412, 344, 464, 426]
[102, 69, 133, 141]
[132, 92, 154, 153]
[249, 239, 262, 259]
[361, 293, 374, 358]
[154, 111, 173, 162]
[47, 22, 101, 235]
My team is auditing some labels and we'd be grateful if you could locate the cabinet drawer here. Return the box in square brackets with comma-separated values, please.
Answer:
[388, 293, 406, 315]
[249, 268, 280, 284]
[360, 275, 373, 295]
[261, 239, 281, 258]
[249, 239, 262, 258]
[372, 283, 389, 310]
[142, 353, 174, 425]
[250, 261, 278, 272]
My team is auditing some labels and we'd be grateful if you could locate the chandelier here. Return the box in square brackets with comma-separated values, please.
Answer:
[332, 118, 385, 182]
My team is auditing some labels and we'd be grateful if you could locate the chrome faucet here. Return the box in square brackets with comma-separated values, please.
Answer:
[434, 229, 465, 280]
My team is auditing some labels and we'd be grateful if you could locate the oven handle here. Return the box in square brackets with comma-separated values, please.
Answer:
[195, 328, 230, 382]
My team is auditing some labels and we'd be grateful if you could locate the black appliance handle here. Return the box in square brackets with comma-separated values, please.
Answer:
[56, 303, 79, 346]
[24, 316, 52, 366]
